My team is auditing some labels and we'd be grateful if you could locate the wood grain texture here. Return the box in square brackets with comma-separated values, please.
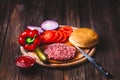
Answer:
[25, 0, 64, 80]
[0, 0, 11, 63]
[0, 0, 120, 80]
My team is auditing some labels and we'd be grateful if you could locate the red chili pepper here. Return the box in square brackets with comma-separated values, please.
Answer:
[18, 29, 41, 51]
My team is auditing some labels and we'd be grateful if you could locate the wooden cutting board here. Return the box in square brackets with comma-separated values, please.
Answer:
[20, 26, 96, 68]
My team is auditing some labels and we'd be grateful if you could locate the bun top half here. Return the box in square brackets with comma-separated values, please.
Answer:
[69, 28, 99, 48]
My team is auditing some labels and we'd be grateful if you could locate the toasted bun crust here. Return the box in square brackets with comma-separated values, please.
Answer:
[69, 28, 99, 48]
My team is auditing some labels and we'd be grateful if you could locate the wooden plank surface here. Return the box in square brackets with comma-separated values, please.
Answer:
[0, 0, 120, 80]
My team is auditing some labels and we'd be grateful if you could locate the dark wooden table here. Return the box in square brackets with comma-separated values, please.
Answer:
[0, 0, 120, 80]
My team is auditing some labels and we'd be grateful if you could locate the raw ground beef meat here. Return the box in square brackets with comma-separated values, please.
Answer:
[44, 43, 76, 61]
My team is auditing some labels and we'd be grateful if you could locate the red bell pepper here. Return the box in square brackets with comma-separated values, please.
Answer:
[18, 29, 41, 51]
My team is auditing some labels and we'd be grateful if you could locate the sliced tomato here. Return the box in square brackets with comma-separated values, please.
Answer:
[59, 31, 68, 42]
[41, 26, 73, 43]
[54, 31, 63, 42]
[41, 30, 54, 43]
[51, 30, 60, 42]
[59, 26, 73, 37]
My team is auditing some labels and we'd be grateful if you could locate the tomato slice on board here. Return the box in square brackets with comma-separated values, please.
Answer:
[59, 26, 73, 37]
[54, 31, 68, 43]
[59, 31, 68, 43]
[54, 31, 63, 42]
[41, 30, 54, 43]
[51, 30, 60, 43]
[41, 26, 73, 43]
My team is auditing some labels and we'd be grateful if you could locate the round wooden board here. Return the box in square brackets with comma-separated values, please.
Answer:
[20, 26, 96, 68]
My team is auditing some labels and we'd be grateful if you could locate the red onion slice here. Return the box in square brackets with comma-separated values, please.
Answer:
[27, 26, 44, 33]
[41, 20, 59, 30]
